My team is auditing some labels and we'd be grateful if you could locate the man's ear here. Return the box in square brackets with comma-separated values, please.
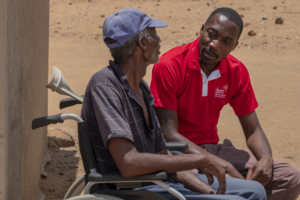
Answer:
[232, 40, 239, 51]
[200, 24, 205, 33]
[138, 37, 147, 51]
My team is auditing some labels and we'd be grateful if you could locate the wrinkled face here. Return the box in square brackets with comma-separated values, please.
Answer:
[199, 14, 240, 68]
[143, 27, 161, 64]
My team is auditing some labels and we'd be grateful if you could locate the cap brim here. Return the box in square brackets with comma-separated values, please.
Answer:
[148, 19, 168, 28]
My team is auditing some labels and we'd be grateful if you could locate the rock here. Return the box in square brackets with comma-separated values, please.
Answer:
[248, 30, 256, 36]
[48, 128, 75, 148]
[206, 2, 210, 6]
[53, 136, 75, 147]
[275, 17, 284, 24]
[100, 14, 105, 18]
[262, 17, 268, 20]
[273, 6, 277, 10]
[68, 2, 72, 5]
[187, 8, 191, 11]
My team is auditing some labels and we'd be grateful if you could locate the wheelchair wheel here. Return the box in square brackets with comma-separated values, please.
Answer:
[64, 175, 86, 199]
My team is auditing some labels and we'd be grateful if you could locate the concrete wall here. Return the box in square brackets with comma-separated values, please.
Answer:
[0, 0, 49, 199]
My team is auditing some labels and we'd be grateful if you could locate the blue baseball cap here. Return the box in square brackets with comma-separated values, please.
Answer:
[103, 8, 168, 48]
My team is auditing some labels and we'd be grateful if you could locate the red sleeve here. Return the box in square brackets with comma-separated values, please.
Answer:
[229, 64, 258, 116]
[150, 61, 181, 111]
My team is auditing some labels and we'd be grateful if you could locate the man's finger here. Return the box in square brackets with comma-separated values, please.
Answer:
[246, 167, 255, 180]
[216, 174, 226, 194]
[226, 166, 244, 179]
[250, 167, 261, 180]
[204, 173, 214, 185]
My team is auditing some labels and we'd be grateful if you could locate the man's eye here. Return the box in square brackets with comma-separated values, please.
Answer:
[207, 29, 217, 39]
[223, 39, 233, 46]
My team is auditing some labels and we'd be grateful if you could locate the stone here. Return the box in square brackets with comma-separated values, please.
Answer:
[275, 17, 284, 24]
[248, 30, 256, 36]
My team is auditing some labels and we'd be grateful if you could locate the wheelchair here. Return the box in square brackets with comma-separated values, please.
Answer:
[33, 67, 191, 199]
[32, 102, 188, 200]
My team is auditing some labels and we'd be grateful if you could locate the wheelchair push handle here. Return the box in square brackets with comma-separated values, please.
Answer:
[32, 114, 64, 129]
[32, 113, 84, 129]
[60, 97, 83, 109]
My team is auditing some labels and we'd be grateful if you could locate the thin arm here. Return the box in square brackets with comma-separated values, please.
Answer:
[239, 111, 272, 160]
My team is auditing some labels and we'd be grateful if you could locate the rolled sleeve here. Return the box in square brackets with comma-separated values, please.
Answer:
[229, 65, 258, 116]
[91, 84, 134, 148]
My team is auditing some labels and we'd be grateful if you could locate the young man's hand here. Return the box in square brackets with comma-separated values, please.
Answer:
[247, 156, 273, 186]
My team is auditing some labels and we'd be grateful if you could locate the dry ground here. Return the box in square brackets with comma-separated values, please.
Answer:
[43, 0, 300, 199]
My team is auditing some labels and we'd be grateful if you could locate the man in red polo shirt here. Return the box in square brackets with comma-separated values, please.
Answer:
[150, 7, 300, 200]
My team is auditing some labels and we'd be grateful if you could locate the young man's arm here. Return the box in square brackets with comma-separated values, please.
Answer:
[155, 107, 244, 180]
[108, 137, 227, 194]
[239, 111, 273, 186]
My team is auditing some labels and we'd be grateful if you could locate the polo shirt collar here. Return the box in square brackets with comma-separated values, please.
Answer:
[187, 37, 228, 76]
[109, 60, 128, 85]
[109, 60, 154, 106]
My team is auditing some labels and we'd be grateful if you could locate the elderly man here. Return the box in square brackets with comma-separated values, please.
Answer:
[150, 7, 300, 200]
[81, 8, 266, 200]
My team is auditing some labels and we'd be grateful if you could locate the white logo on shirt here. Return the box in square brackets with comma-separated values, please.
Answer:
[215, 88, 226, 98]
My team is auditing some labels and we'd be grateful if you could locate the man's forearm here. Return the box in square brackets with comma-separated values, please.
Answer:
[155, 108, 209, 155]
[118, 149, 208, 177]
[246, 128, 272, 160]
[239, 111, 272, 160]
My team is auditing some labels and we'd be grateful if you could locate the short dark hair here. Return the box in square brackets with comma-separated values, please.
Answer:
[206, 7, 243, 37]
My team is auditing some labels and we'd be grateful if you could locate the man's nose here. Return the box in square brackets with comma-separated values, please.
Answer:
[208, 39, 219, 49]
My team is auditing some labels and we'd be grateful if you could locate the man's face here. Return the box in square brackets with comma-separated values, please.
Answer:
[199, 14, 240, 68]
[144, 27, 161, 64]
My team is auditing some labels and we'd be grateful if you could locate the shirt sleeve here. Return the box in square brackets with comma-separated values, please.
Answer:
[229, 64, 258, 116]
[150, 62, 180, 110]
[90, 84, 134, 148]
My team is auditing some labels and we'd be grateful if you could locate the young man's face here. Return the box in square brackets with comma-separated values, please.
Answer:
[199, 14, 240, 68]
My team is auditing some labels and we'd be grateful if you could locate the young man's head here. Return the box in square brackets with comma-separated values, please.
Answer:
[199, 7, 243, 68]
[102, 8, 167, 65]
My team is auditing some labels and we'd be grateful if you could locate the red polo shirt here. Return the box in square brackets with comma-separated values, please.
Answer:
[150, 37, 258, 145]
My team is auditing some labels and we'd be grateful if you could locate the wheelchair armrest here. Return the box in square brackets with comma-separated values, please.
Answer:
[87, 169, 167, 182]
[165, 142, 188, 152]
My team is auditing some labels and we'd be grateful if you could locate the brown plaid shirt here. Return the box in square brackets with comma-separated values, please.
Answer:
[81, 61, 166, 174]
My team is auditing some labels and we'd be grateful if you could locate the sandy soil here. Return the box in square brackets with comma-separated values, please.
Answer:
[43, 0, 300, 199]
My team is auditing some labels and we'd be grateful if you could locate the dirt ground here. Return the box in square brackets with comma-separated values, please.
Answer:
[42, 0, 300, 199]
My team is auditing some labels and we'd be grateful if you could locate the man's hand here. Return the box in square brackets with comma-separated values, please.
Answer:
[176, 170, 217, 194]
[201, 154, 244, 194]
[246, 156, 273, 186]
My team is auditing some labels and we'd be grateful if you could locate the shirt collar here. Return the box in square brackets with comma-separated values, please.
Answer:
[109, 60, 128, 85]
[109, 60, 154, 106]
